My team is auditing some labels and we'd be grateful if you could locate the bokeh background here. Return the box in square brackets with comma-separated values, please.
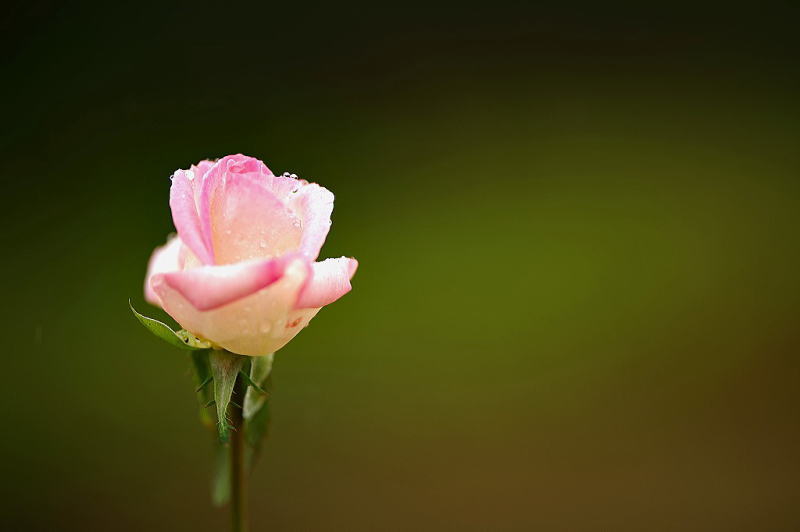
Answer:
[3, 2, 799, 530]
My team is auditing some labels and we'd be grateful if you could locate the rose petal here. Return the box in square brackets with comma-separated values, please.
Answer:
[144, 235, 183, 306]
[295, 257, 358, 309]
[198, 155, 302, 264]
[153, 257, 318, 356]
[170, 168, 214, 265]
[212, 173, 302, 264]
[289, 183, 334, 261]
[153, 255, 296, 311]
[190, 160, 215, 203]
[263, 172, 305, 201]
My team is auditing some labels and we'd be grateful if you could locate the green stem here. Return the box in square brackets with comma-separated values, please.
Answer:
[230, 374, 248, 532]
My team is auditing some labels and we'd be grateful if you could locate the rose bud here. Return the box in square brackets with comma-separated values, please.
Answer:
[144, 154, 357, 356]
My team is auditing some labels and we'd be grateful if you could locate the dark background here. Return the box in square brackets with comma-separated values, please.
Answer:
[2, 2, 799, 530]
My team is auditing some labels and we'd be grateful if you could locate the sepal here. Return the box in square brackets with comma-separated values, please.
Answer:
[245, 381, 272, 471]
[209, 350, 246, 443]
[243, 355, 274, 470]
[129, 300, 211, 350]
[190, 351, 215, 427]
[243, 354, 274, 419]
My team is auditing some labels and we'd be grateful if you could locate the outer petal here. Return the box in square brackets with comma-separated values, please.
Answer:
[170, 169, 214, 265]
[144, 235, 183, 306]
[192, 160, 215, 178]
[189, 160, 215, 203]
[295, 257, 358, 309]
[153, 257, 318, 356]
[152, 255, 295, 311]
[289, 183, 334, 260]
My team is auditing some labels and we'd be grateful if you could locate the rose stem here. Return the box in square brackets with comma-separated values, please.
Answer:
[230, 372, 248, 532]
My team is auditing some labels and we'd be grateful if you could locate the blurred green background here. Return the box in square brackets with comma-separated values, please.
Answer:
[3, 2, 799, 530]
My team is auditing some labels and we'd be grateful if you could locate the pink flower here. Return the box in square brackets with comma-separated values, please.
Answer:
[144, 154, 357, 356]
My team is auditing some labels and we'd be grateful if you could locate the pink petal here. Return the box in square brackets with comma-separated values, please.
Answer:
[262, 172, 306, 201]
[199, 155, 302, 264]
[170, 169, 214, 265]
[153, 257, 317, 356]
[152, 255, 297, 311]
[199, 154, 273, 206]
[289, 183, 334, 261]
[192, 159, 216, 178]
[295, 257, 358, 309]
[144, 235, 183, 306]
[189, 160, 216, 203]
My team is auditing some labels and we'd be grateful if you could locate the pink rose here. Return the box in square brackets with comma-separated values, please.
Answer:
[144, 154, 357, 356]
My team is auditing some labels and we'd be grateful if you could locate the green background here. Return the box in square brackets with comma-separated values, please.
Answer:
[3, 3, 799, 530]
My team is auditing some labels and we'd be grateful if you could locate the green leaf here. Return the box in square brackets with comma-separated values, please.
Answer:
[210, 350, 245, 443]
[211, 442, 230, 507]
[243, 353, 273, 419]
[129, 300, 209, 350]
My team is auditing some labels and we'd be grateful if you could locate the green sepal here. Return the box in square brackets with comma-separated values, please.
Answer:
[190, 350, 214, 427]
[210, 350, 245, 443]
[245, 379, 272, 471]
[176, 329, 213, 349]
[239, 370, 268, 395]
[195, 375, 213, 393]
[129, 300, 210, 350]
[243, 354, 273, 419]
